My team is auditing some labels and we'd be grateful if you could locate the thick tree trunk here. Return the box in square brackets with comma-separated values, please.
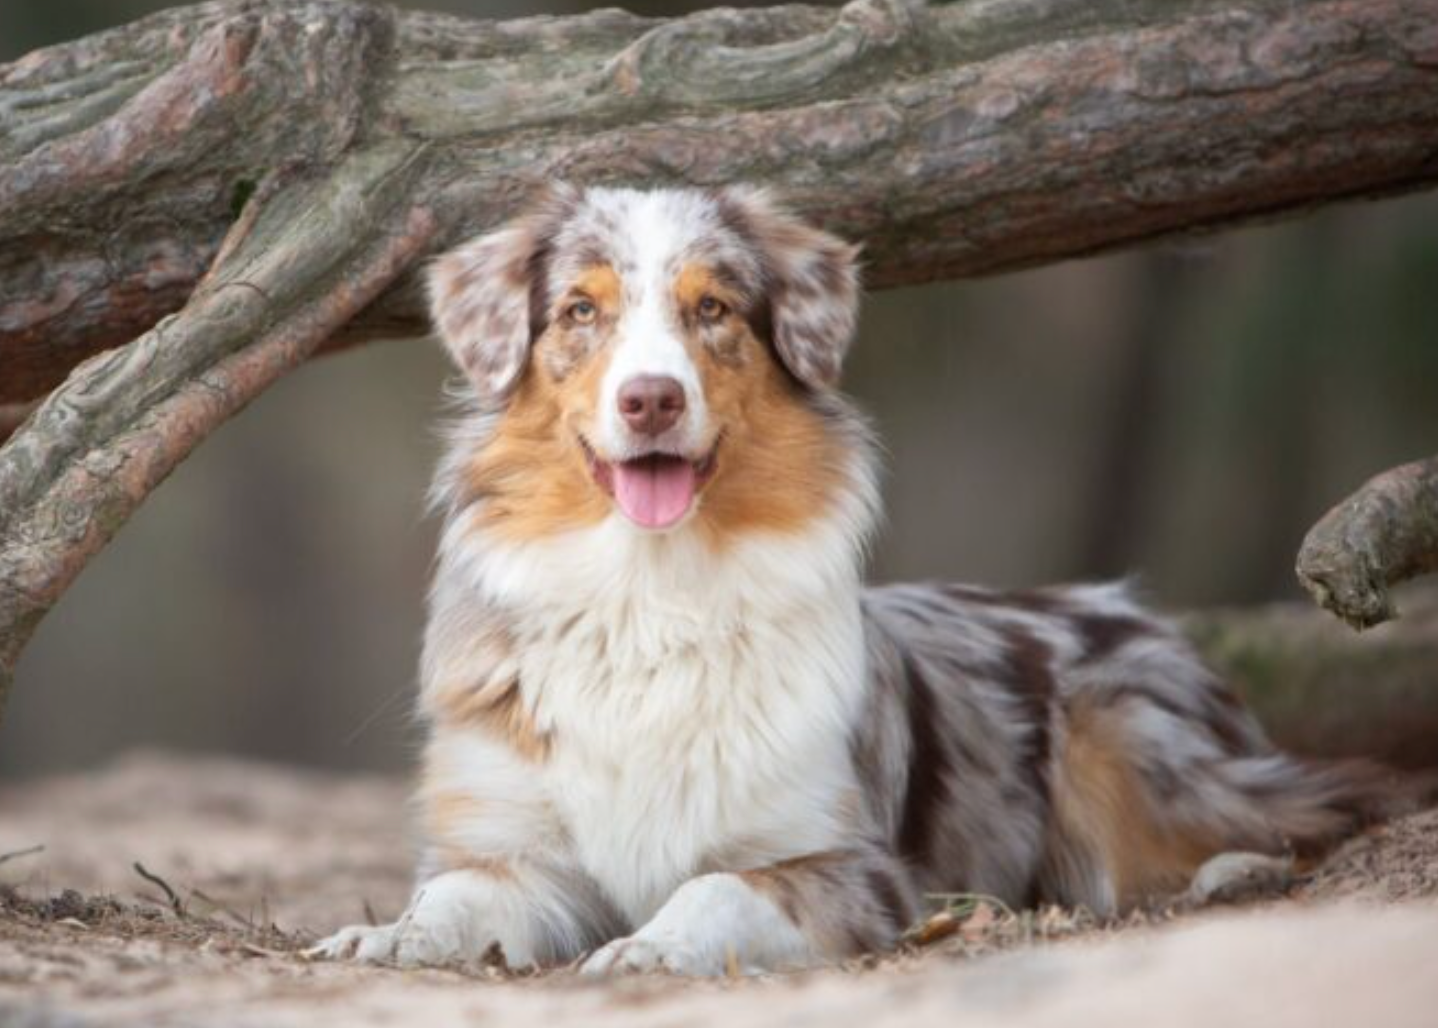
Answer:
[2, 0, 1438, 714]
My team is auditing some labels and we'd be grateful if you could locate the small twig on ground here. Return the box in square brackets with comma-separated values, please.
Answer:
[0, 844, 44, 867]
[133, 861, 185, 917]
[190, 887, 256, 931]
[362, 898, 379, 927]
[905, 892, 1017, 948]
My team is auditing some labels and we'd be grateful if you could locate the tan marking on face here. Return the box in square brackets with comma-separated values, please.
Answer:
[691, 320, 845, 545]
[432, 677, 550, 763]
[572, 263, 622, 312]
[1052, 700, 1215, 907]
[674, 262, 746, 361]
[665, 265, 846, 544]
[673, 263, 739, 312]
[465, 290, 618, 542]
[540, 262, 623, 379]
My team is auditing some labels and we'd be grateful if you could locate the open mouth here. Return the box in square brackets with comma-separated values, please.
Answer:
[581, 438, 719, 530]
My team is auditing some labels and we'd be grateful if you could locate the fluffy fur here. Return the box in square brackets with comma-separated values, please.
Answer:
[312, 185, 1395, 976]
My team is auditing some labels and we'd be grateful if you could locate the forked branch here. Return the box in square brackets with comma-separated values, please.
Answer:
[0, 144, 436, 709]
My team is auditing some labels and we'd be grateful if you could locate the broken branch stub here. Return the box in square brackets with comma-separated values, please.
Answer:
[1296, 455, 1438, 630]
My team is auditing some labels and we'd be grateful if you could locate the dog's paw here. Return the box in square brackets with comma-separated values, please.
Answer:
[306, 915, 478, 968]
[305, 871, 543, 969]
[307, 894, 487, 968]
[306, 923, 403, 964]
[580, 934, 721, 977]
[1183, 851, 1295, 908]
[581, 873, 814, 977]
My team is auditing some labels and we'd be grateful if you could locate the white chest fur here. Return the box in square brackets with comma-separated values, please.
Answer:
[448, 513, 868, 924]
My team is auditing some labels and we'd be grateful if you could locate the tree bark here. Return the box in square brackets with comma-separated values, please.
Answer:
[2, 0, 1438, 713]
[5, 0, 1438, 404]
[1296, 455, 1438, 630]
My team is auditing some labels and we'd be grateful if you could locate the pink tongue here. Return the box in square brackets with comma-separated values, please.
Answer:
[612, 456, 697, 529]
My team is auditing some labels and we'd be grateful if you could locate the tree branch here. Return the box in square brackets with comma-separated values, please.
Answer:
[1296, 455, 1438, 630]
[0, 143, 436, 708]
[5, 0, 1438, 402]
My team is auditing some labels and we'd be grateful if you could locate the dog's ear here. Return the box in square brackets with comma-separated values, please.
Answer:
[717, 186, 861, 390]
[427, 186, 576, 401]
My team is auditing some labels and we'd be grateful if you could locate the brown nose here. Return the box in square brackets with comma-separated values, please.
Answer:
[618, 375, 686, 436]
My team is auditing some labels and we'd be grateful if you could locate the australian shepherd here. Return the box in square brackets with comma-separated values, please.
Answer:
[313, 185, 1388, 975]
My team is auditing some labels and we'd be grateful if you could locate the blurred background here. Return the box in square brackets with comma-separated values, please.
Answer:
[2, 0, 1436, 778]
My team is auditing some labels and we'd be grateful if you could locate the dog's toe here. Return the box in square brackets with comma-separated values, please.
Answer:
[582, 935, 718, 977]
[306, 924, 397, 963]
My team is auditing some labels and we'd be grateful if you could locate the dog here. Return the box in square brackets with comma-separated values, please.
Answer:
[312, 184, 1389, 975]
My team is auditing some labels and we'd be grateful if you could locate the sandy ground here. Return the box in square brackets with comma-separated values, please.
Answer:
[1, 751, 1436, 1027]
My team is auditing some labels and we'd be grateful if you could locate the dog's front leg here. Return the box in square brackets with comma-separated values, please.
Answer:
[311, 856, 619, 969]
[581, 850, 915, 977]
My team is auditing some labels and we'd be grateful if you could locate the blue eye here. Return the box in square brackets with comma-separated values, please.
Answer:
[698, 296, 727, 321]
[569, 299, 597, 324]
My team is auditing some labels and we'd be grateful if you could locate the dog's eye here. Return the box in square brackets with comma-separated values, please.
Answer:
[697, 295, 727, 322]
[567, 299, 598, 325]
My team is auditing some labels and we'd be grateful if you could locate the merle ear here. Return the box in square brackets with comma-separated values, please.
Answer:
[426, 186, 576, 401]
[718, 186, 861, 390]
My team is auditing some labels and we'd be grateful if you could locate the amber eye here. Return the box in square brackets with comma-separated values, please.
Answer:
[567, 298, 598, 325]
[697, 295, 727, 322]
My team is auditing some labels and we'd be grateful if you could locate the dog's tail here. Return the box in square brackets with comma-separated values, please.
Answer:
[1222, 753, 1428, 860]
[1041, 692, 1432, 913]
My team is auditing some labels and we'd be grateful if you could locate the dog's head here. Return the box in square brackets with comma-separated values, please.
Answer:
[429, 185, 864, 543]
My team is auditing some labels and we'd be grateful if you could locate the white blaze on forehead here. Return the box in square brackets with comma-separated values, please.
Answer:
[583, 189, 720, 459]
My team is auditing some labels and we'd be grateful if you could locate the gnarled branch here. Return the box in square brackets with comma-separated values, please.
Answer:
[0, 142, 437, 711]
